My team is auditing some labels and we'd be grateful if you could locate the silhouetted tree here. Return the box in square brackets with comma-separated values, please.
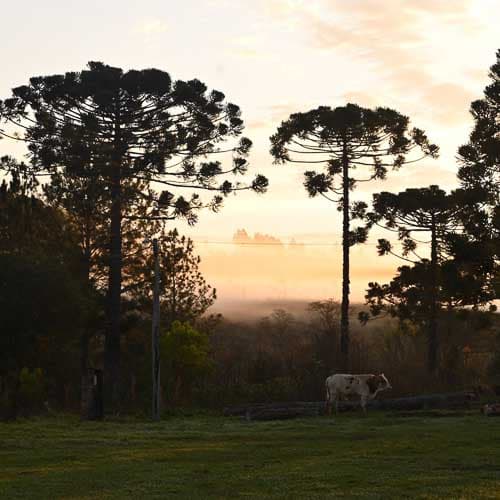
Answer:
[307, 299, 340, 372]
[137, 229, 216, 326]
[362, 186, 495, 372]
[160, 321, 212, 406]
[0, 254, 86, 418]
[0, 62, 267, 408]
[270, 104, 437, 367]
[0, 172, 88, 417]
[458, 49, 499, 204]
[0, 157, 79, 263]
[43, 167, 110, 289]
[43, 170, 162, 414]
[456, 48, 499, 300]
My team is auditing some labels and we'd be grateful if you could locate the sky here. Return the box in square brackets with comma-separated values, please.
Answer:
[1, 0, 498, 308]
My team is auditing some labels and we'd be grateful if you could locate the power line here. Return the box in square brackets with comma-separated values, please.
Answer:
[190, 240, 381, 247]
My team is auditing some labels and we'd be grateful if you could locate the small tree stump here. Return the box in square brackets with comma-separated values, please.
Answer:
[81, 368, 103, 420]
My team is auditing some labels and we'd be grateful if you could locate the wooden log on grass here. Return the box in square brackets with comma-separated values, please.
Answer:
[225, 391, 479, 419]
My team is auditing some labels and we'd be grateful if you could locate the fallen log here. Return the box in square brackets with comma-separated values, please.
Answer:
[246, 407, 321, 421]
[224, 401, 322, 417]
[375, 391, 478, 411]
[224, 391, 479, 419]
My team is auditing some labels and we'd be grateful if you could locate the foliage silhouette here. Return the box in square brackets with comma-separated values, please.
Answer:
[136, 229, 216, 326]
[456, 48, 499, 302]
[0, 62, 268, 409]
[270, 103, 437, 368]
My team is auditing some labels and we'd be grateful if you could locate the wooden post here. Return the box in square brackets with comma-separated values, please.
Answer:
[152, 238, 161, 421]
[81, 368, 103, 420]
[428, 213, 439, 373]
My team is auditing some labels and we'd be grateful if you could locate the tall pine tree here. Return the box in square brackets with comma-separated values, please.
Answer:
[0, 62, 267, 409]
[270, 104, 437, 368]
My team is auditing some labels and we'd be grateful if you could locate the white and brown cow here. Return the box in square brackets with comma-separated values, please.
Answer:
[325, 373, 392, 415]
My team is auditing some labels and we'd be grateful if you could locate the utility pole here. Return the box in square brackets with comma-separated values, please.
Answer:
[151, 238, 161, 421]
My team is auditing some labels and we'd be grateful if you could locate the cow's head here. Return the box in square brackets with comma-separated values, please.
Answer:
[367, 373, 392, 394]
[378, 373, 392, 391]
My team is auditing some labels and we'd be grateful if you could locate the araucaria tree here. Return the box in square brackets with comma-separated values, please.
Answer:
[270, 104, 437, 367]
[43, 169, 163, 417]
[363, 186, 467, 372]
[0, 62, 268, 408]
[458, 49, 499, 204]
[457, 48, 499, 298]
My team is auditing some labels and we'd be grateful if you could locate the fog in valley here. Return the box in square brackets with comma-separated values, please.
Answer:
[192, 228, 399, 318]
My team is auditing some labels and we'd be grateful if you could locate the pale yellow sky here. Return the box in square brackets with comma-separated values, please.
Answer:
[1, 0, 498, 305]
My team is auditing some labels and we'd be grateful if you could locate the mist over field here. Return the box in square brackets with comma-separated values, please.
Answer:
[191, 229, 399, 311]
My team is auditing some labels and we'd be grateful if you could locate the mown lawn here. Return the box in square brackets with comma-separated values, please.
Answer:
[1, 412, 500, 499]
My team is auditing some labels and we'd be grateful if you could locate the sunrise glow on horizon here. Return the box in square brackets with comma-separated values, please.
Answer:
[2, 0, 498, 306]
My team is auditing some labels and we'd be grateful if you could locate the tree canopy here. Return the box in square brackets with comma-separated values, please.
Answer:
[0, 62, 267, 212]
[0, 62, 268, 409]
[362, 185, 496, 372]
[137, 229, 216, 325]
[270, 103, 437, 367]
[456, 50, 499, 299]
[457, 49, 499, 204]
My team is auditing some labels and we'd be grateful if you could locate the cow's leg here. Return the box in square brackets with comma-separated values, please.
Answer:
[334, 392, 339, 415]
[360, 396, 367, 415]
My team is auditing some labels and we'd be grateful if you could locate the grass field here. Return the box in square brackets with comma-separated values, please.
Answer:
[1, 412, 500, 499]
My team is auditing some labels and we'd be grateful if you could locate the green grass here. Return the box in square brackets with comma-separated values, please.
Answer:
[1, 412, 500, 499]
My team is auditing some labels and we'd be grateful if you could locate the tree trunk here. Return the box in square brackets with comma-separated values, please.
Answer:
[105, 109, 123, 413]
[174, 375, 182, 406]
[80, 246, 92, 419]
[64, 384, 72, 409]
[340, 143, 350, 369]
[130, 373, 137, 403]
[80, 331, 90, 418]
[151, 238, 161, 421]
[428, 215, 439, 373]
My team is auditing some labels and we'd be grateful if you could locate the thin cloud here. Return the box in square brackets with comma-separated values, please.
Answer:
[260, 0, 484, 104]
[341, 91, 378, 108]
[247, 120, 271, 130]
[421, 83, 475, 125]
[134, 19, 168, 36]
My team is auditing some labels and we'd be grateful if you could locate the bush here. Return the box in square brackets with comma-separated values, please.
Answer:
[18, 368, 46, 415]
[161, 321, 213, 406]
